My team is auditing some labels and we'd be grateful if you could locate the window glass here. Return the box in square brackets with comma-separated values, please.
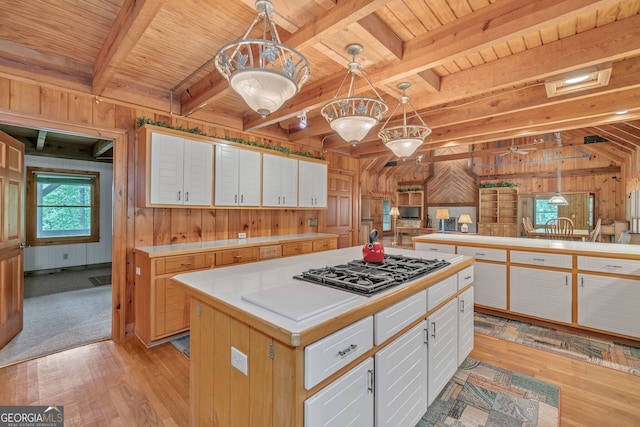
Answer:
[27, 167, 100, 245]
[534, 196, 558, 226]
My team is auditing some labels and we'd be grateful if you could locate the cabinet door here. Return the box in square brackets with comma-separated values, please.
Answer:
[578, 274, 640, 338]
[262, 154, 298, 207]
[237, 149, 261, 206]
[214, 144, 238, 205]
[299, 161, 328, 207]
[458, 287, 474, 365]
[183, 140, 213, 205]
[427, 298, 458, 406]
[375, 321, 427, 427]
[304, 358, 374, 427]
[473, 262, 507, 309]
[150, 133, 184, 204]
[510, 266, 571, 323]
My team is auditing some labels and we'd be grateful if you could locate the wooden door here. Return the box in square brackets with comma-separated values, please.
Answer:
[324, 172, 353, 248]
[0, 131, 25, 350]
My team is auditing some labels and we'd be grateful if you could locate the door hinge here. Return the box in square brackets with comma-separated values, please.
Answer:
[268, 340, 274, 359]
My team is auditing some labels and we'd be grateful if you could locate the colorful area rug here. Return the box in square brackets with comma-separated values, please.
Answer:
[417, 358, 559, 427]
[474, 312, 640, 376]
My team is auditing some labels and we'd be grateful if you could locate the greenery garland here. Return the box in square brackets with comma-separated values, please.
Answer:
[136, 117, 323, 160]
[479, 182, 519, 189]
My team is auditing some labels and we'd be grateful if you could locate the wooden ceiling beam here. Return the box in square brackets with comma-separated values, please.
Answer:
[36, 130, 47, 151]
[356, 13, 403, 60]
[92, 139, 113, 157]
[285, 5, 640, 141]
[181, 0, 393, 117]
[93, 0, 166, 95]
[589, 126, 637, 153]
[481, 166, 621, 181]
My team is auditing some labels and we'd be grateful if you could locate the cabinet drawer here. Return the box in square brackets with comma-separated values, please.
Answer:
[427, 275, 457, 311]
[457, 246, 506, 262]
[577, 256, 640, 276]
[313, 239, 337, 252]
[259, 245, 282, 260]
[374, 290, 427, 345]
[215, 247, 258, 266]
[305, 316, 373, 390]
[510, 250, 572, 269]
[155, 253, 213, 275]
[457, 266, 474, 290]
[282, 241, 313, 257]
[414, 242, 455, 254]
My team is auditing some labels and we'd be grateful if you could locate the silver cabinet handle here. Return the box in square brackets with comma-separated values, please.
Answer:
[474, 252, 485, 256]
[431, 321, 436, 338]
[235, 194, 238, 204]
[565, 276, 568, 286]
[464, 275, 471, 280]
[460, 300, 465, 312]
[605, 264, 622, 269]
[278, 196, 281, 205]
[177, 190, 181, 201]
[185, 191, 189, 202]
[337, 344, 357, 357]
[241, 194, 244, 204]
[367, 369, 374, 392]
[533, 258, 546, 262]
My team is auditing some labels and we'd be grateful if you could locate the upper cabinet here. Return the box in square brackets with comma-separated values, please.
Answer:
[141, 131, 213, 207]
[262, 154, 298, 207]
[298, 160, 328, 208]
[137, 125, 329, 210]
[214, 145, 260, 206]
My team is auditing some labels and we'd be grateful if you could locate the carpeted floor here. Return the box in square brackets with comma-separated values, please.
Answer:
[417, 358, 559, 427]
[474, 312, 640, 376]
[0, 268, 112, 368]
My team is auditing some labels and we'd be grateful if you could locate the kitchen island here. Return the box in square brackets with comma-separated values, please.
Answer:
[172, 246, 474, 427]
[412, 233, 640, 342]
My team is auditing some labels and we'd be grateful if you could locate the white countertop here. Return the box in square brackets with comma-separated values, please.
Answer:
[412, 233, 640, 257]
[172, 246, 466, 343]
[135, 233, 337, 255]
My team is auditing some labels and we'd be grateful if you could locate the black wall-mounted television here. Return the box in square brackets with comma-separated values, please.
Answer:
[399, 206, 420, 219]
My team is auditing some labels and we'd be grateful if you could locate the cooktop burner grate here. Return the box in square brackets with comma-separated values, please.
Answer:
[293, 254, 450, 296]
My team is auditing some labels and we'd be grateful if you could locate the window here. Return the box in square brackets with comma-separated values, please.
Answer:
[26, 167, 100, 246]
[382, 199, 391, 232]
[534, 196, 558, 226]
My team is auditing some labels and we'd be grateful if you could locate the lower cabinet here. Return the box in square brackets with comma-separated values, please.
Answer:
[578, 274, 640, 338]
[458, 287, 474, 364]
[427, 298, 459, 406]
[472, 262, 506, 309]
[304, 358, 374, 427]
[375, 321, 427, 427]
[510, 267, 571, 323]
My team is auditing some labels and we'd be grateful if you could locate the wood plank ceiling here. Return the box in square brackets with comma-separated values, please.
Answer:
[0, 0, 639, 170]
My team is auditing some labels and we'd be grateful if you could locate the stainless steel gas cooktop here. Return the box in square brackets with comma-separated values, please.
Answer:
[293, 254, 450, 296]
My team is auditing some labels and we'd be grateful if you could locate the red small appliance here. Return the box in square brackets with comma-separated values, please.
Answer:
[362, 229, 385, 263]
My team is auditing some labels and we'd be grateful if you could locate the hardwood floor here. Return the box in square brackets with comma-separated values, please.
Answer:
[1, 333, 639, 426]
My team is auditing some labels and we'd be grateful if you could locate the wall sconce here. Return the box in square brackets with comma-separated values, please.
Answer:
[435, 208, 449, 233]
[458, 214, 472, 233]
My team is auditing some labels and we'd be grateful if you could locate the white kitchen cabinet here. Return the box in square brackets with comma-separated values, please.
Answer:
[414, 242, 455, 254]
[262, 153, 298, 207]
[578, 274, 640, 338]
[298, 160, 328, 208]
[470, 262, 506, 309]
[510, 266, 571, 323]
[214, 144, 260, 206]
[458, 286, 474, 365]
[427, 297, 458, 406]
[304, 357, 374, 427]
[375, 321, 428, 427]
[427, 275, 457, 311]
[149, 132, 213, 206]
[374, 290, 426, 345]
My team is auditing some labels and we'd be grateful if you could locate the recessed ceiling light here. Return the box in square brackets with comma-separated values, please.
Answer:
[545, 62, 612, 97]
[564, 75, 590, 85]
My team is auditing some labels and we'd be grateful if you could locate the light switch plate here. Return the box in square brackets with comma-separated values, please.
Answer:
[231, 346, 248, 375]
[238, 232, 247, 239]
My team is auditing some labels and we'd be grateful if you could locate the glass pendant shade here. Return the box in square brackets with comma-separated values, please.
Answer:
[215, 0, 310, 118]
[321, 44, 387, 145]
[329, 114, 378, 145]
[229, 69, 297, 118]
[384, 137, 424, 158]
[379, 82, 431, 159]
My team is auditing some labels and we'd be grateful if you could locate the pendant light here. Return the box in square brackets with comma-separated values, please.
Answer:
[549, 132, 569, 205]
[214, 0, 311, 118]
[321, 44, 388, 146]
[378, 82, 432, 158]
